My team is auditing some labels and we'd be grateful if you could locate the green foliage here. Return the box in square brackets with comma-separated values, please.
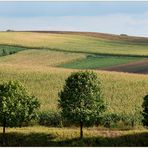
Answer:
[101, 111, 143, 129]
[101, 113, 121, 128]
[142, 95, 148, 126]
[2, 49, 7, 56]
[0, 80, 40, 127]
[58, 71, 106, 126]
[38, 111, 63, 127]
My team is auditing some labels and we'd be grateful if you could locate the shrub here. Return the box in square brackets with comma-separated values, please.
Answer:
[9, 51, 17, 55]
[101, 113, 121, 128]
[142, 95, 148, 126]
[38, 111, 63, 127]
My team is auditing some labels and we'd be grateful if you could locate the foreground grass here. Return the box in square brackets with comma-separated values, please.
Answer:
[0, 126, 147, 146]
[0, 32, 148, 56]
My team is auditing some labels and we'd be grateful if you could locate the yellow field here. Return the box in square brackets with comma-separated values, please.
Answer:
[0, 32, 148, 56]
[0, 53, 147, 114]
[0, 32, 147, 115]
[0, 49, 85, 67]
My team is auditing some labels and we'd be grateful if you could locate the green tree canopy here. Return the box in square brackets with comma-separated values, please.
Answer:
[0, 80, 40, 145]
[142, 95, 148, 126]
[58, 71, 106, 138]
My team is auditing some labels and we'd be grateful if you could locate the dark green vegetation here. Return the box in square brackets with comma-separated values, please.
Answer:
[59, 71, 106, 138]
[59, 55, 141, 69]
[0, 45, 26, 56]
[0, 81, 40, 145]
[142, 95, 148, 126]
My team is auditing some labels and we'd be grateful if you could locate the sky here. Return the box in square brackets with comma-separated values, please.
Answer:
[0, 1, 148, 37]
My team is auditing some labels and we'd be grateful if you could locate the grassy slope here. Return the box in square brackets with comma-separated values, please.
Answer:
[0, 126, 147, 146]
[0, 32, 148, 56]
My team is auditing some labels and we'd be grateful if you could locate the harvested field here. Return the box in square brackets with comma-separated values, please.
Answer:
[103, 59, 148, 74]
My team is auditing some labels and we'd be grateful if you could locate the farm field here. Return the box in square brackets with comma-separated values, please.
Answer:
[0, 32, 148, 56]
[103, 59, 148, 74]
[0, 60, 148, 115]
[0, 32, 148, 113]
[0, 31, 148, 146]
[59, 55, 141, 69]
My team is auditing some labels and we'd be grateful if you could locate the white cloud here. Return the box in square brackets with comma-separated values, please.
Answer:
[1, 12, 148, 37]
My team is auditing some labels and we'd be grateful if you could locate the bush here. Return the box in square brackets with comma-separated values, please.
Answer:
[101, 113, 121, 128]
[38, 111, 63, 127]
[100, 111, 143, 129]
[9, 51, 17, 55]
[142, 95, 148, 126]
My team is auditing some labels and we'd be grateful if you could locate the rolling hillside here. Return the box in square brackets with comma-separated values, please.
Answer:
[0, 30, 147, 115]
[0, 31, 148, 73]
[0, 31, 148, 146]
[0, 32, 148, 57]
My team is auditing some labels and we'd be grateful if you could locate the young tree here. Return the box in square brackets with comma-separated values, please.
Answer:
[0, 81, 40, 145]
[142, 95, 148, 126]
[58, 71, 106, 139]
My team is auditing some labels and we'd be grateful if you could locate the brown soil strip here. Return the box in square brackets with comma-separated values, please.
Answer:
[102, 59, 148, 74]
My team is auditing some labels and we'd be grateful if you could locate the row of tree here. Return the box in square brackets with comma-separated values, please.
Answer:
[0, 71, 147, 145]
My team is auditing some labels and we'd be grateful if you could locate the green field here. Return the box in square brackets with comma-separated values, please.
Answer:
[0, 45, 26, 56]
[59, 55, 141, 69]
[0, 31, 148, 146]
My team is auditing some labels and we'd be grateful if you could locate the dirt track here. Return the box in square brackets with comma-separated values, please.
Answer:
[102, 59, 148, 74]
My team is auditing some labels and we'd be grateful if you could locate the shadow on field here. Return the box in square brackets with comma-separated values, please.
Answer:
[0, 132, 58, 147]
[60, 132, 148, 147]
[0, 131, 148, 146]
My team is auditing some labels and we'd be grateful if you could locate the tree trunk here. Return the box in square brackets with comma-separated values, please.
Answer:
[80, 121, 83, 139]
[3, 117, 6, 146]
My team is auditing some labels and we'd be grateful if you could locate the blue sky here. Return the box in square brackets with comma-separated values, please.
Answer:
[0, 2, 148, 37]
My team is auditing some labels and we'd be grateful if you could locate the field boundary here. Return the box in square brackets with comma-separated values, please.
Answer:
[1, 44, 148, 58]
